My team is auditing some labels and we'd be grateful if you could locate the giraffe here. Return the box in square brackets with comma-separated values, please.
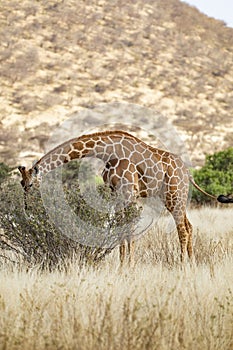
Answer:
[18, 130, 232, 264]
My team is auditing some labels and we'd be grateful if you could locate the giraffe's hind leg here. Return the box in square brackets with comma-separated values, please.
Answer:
[176, 219, 189, 263]
[166, 201, 192, 262]
[185, 215, 193, 260]
[164, 169, 192, 262]
[173, 214, 193, 262]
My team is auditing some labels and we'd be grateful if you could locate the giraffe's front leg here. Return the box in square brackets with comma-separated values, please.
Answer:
[119, 240, 127, 265]
[119, 239, 135, 267]
[128, 239, 135, 267]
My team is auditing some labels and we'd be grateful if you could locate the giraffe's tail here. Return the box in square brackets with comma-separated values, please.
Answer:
[217, 195, 233, 203]
[189, 175, 233, 203]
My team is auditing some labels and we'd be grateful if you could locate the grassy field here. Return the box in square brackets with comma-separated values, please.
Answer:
[0, 207, 232, 350]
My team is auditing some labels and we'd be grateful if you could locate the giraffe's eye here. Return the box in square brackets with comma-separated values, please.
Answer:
[29, 184, 33, 187]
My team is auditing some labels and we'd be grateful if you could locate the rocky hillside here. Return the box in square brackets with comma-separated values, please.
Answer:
[0, 0, 232, 167]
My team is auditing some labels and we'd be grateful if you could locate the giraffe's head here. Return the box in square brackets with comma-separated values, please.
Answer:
[18, 165, 39, 192]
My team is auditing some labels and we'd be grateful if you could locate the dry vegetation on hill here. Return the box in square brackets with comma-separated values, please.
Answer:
[0, 0, 232, 166]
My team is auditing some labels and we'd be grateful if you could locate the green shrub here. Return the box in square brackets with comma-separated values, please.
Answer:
[0, 161, 141, 269]
[191, 148, 233, 204]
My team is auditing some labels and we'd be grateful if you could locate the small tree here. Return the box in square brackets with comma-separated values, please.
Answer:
[0, 161, 141, 269]
[191, 148, 233, 204]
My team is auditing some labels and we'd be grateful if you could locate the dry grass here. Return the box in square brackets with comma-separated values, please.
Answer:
[0, 207, 233, 350]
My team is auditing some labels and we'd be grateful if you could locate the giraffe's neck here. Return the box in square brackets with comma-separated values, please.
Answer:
[33, 130, 166, 176]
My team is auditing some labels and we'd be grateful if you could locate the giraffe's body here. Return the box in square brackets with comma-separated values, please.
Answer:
[18, 130, 232, 264]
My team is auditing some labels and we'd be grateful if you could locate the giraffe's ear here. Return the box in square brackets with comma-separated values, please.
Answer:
[30, 165, 39, 176]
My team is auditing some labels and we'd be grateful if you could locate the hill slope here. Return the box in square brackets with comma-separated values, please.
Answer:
[0, 0, 232, 166]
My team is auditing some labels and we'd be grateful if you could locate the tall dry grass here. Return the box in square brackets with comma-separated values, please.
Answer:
[0, 207, 232, 350]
